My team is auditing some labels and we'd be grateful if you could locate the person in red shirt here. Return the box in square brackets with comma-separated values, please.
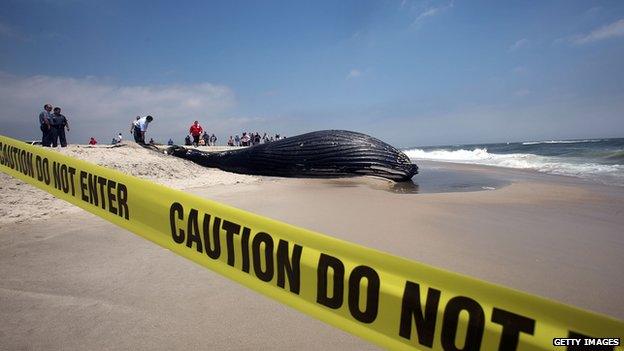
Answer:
[189, 121, 203, 146]
[89, 137, 97, 145]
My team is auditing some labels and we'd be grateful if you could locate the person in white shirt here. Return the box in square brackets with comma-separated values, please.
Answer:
[133, 115, 153, 144]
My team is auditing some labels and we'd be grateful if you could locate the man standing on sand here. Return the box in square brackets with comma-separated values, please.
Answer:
[130, 116, 140, 140]
[38, 104, 53, 146]
[51, 107, 70, 147]
[133, 115, 153, 144]
[189, 121, 203, 146]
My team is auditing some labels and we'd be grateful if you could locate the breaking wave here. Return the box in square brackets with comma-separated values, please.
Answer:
[405, 148, 624, 186]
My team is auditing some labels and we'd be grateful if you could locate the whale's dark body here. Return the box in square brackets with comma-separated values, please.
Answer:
[167, 130, 418, 181]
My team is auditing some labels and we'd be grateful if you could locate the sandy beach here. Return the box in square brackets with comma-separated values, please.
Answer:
[1, 144, 623, 350]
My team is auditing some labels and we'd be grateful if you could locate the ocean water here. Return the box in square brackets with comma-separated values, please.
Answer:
[404, 138, 624, 186]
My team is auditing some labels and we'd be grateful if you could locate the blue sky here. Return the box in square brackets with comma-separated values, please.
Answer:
[1, 0, 623, 146]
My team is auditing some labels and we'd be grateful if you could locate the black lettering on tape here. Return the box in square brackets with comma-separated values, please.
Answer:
[252, 232, 274, 282]
[316, 253, 345, 309]
[67, 166, 76, 196]
[60, 164, 69, 193]
[222, 220, 240, 267]
[2, 144, 7, 168]
[170, 202, 185, 244]
[348, 265, 380, 323]
[12, 147, 18, 171]
[52, 162, 72, 193]
[36, 155, 44, 181]
[80, 171, 89, 202]
[19, 149, 25, 174]
[441, 296, 485, 351]
[52, 162, 62, 190]
[8, 145, 15, 169]
[117, 183, 129, 220]
[276, 240, 302, 294]
[107, 179, 117, 215]
[21, 150, 34, 178]
[10, 147, 16, 170]
[14, 148, 20, 172]
[491, 308, 535, 351]
[21, 150, 31, 176]
[29, 152, 35, 178]
[241, 227, 251, 273]
[399, 281, 440, 347]
[1, 144, 7, 167]
[13, 148, 20, 172]
[88, 173, 99, 206]
[97, 176, 107, 209]
[186, 209, 203, 253]
[202, 214, 221, 259]
[42, 158, 50, 184]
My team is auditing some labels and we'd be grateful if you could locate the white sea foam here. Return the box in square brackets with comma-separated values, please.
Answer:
[405, 148, 624, 186]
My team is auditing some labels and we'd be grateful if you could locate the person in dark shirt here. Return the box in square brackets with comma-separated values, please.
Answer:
[38, 104, 53, 146]
[51, 107, 70, 147]
[202, 131, 210, 146]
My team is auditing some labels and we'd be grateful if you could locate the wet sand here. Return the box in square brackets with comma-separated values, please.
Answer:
[1, 156, 623, 350]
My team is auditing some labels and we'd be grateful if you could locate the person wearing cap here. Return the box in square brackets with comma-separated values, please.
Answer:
[50, 107, 70, 147]
[38, 104, 53, 146]
[133, 115, 153, 144]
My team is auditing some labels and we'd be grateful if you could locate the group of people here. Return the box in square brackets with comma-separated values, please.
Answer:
[232, 132, 284, 147]
[38, 104, 70, 147]
[111, 133, 123, 145]
[180, 126, 285, 148]
[186, 121, 217, 146]
[37, 106, 158, 147]
[36, 109, 286, 149]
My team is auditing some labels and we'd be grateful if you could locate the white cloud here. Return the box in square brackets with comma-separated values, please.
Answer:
[0, 72, 237, 143]
[571, 18, 624, 45]
[412, 1, 454, 26]
[346, 69, 362, 79]
[513, 89, 531, 97]
[508, 38, 530, 52]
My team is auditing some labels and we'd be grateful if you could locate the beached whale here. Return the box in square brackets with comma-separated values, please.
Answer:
[166, 130, 418, 181]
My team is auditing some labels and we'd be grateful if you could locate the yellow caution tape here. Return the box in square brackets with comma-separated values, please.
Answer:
[1, 135, 622, 351]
